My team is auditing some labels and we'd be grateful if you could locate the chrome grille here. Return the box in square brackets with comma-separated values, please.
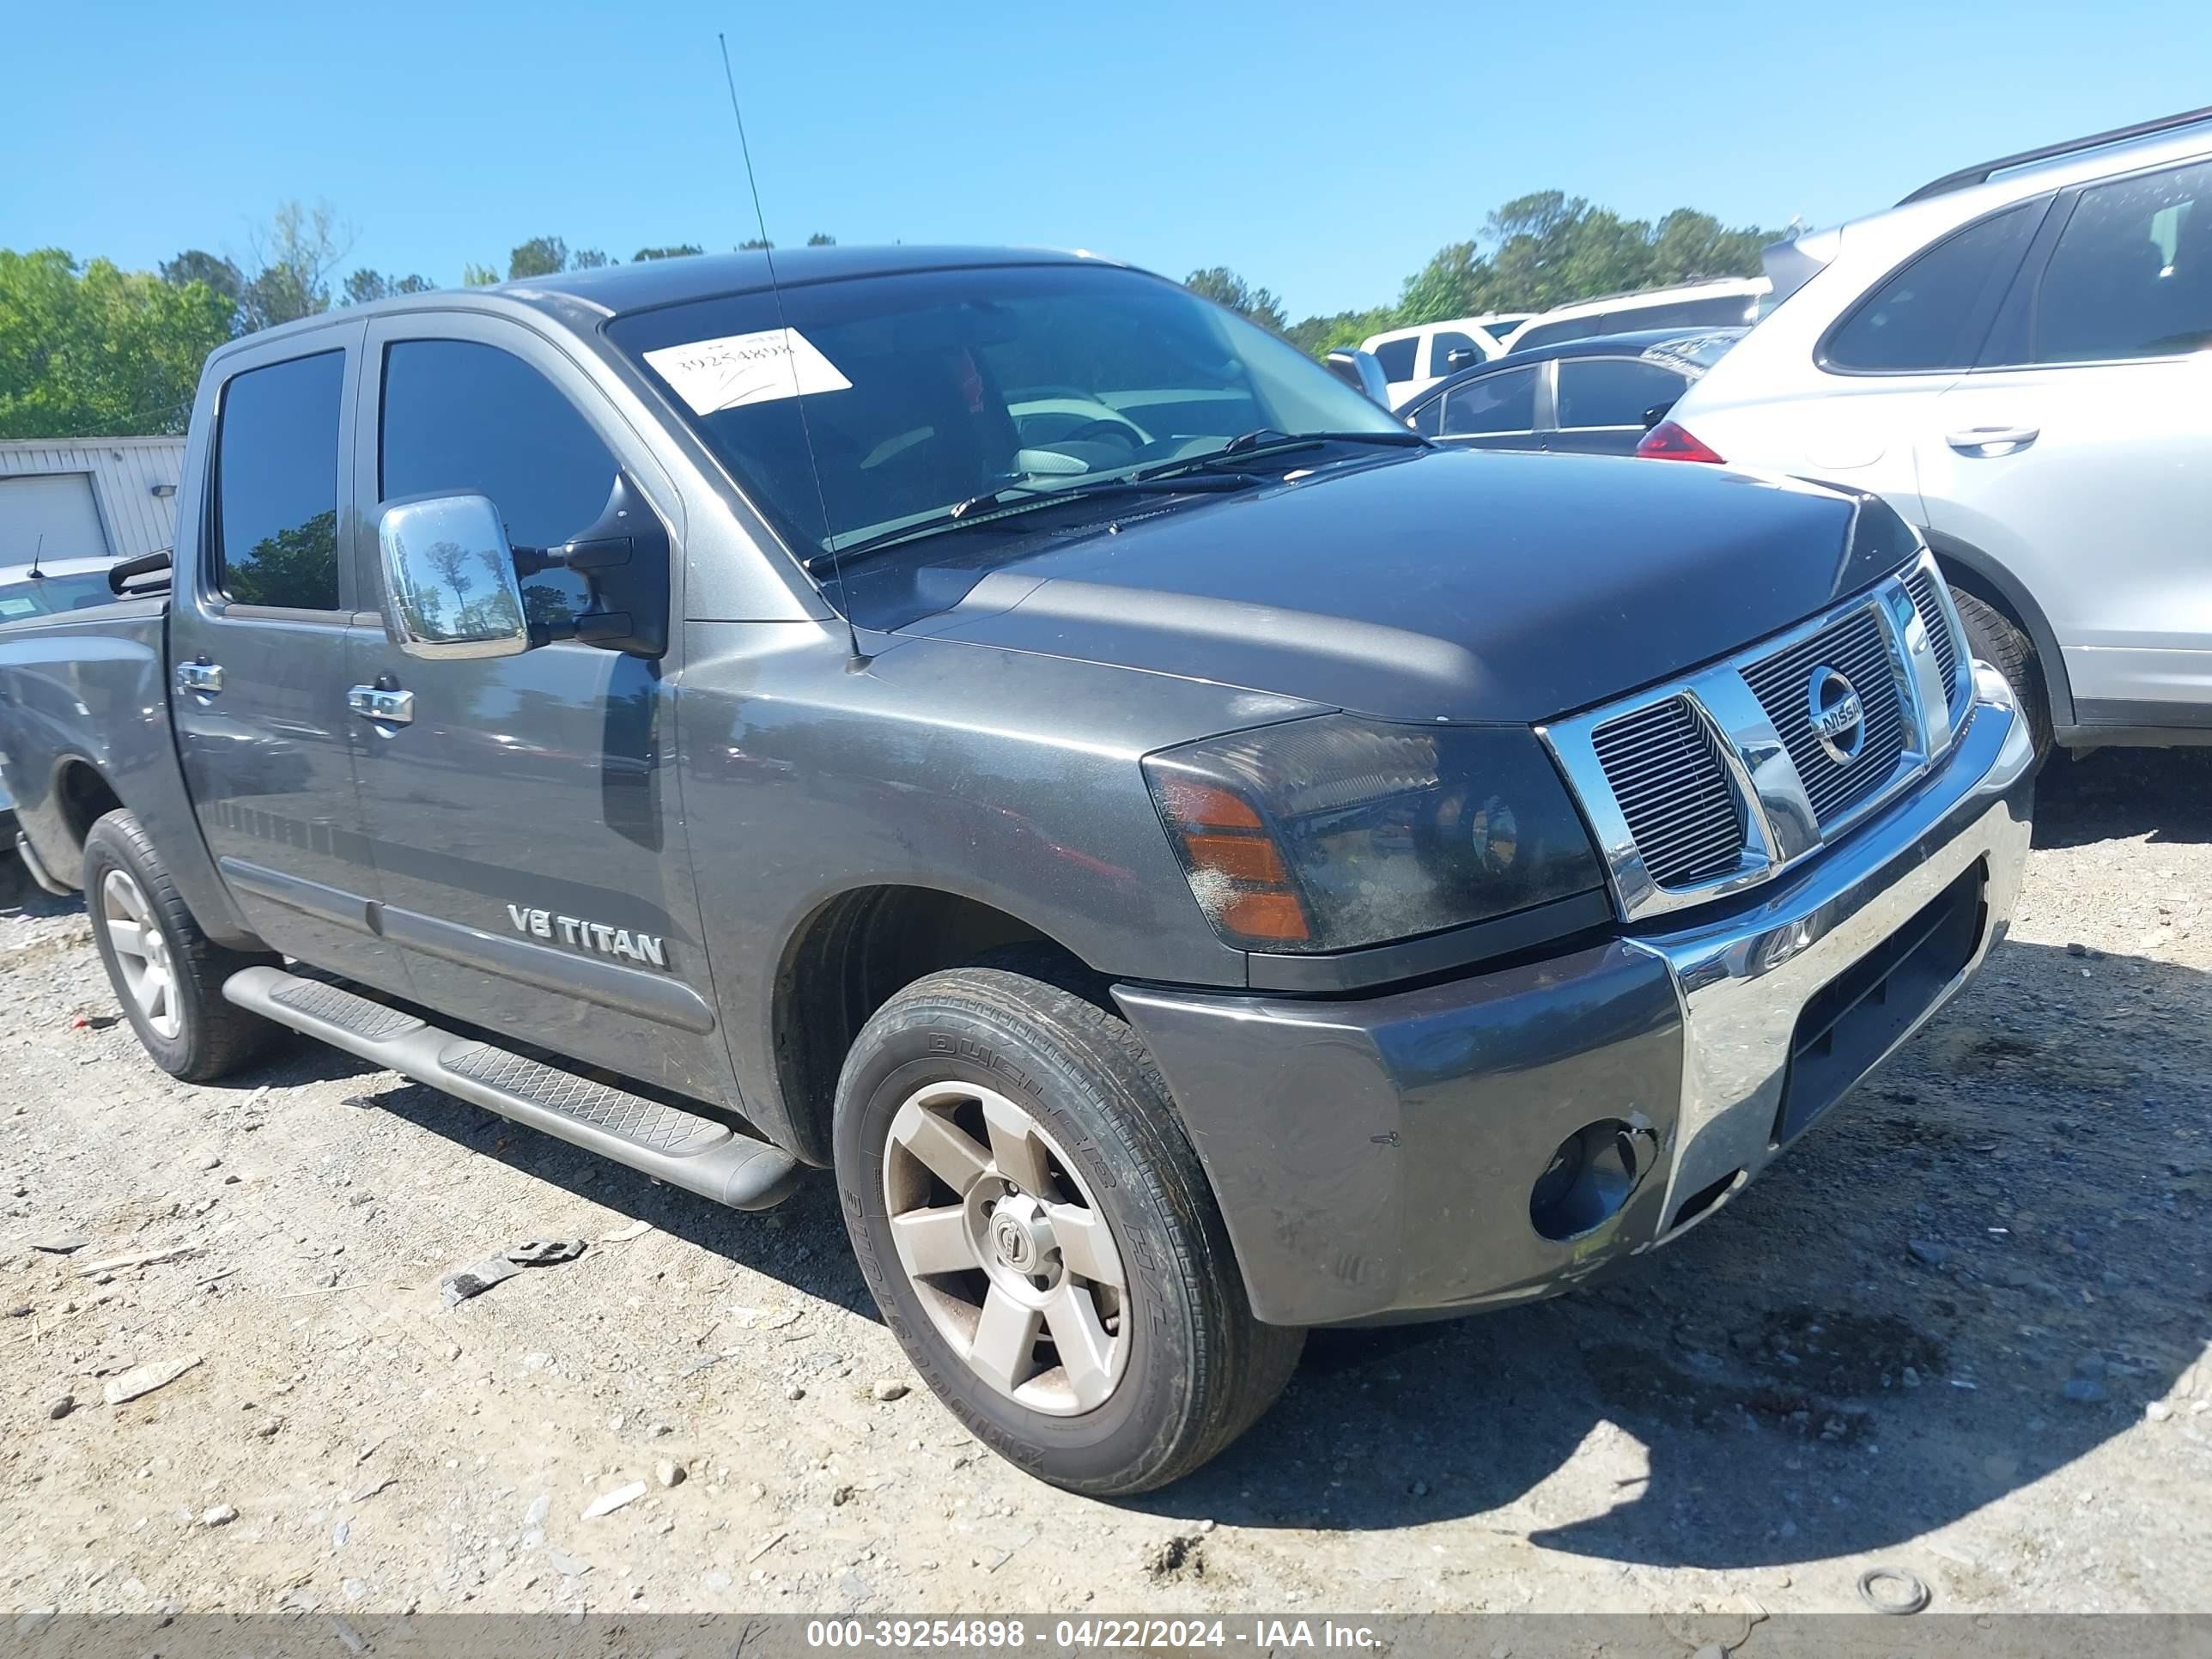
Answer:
[1742, 607, 1907, 827]
[1538, 550, 1971, 925]
[1588, 697, 1741, 888]
[1904, 565, 1967, 718]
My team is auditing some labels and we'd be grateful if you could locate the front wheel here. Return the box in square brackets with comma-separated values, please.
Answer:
[1950, 585, 2053, 763]
[833, 966, 1303, 1495]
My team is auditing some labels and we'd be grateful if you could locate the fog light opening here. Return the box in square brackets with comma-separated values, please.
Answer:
[1529, 1119, 1650, 1242]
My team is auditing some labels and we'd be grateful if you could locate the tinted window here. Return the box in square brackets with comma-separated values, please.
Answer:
[1506, 315, 1601, 354]
[1604, 295, 1758, 331]
[1441, 366, 1537, 434]
[1431, 331, 1482, 372]
[1556, 358, 1686, 428]
[216, 351, 343, 610]
[1371, 337, 1419, 381]
[380, 341, 622, 627]
[1407, 397, 1443, 438]
[1825, 204, 2039, 372]
[2033, 160, 2212, 362]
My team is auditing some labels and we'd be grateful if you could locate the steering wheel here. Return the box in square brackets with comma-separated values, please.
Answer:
[1055, 418, 1143, 451]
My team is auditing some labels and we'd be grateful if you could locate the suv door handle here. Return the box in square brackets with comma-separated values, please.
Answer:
[1946, 425, 2039, 456]
[346, 685, 415, 726]
[178, 661, 223, 696]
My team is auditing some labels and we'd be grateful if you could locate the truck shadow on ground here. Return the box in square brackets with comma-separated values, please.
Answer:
[1133, 932, 2208, 1567]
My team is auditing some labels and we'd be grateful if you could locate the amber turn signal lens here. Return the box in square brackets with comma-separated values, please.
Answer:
[1218, 888, 1310, 944]
[1177, 831, 1290, 885]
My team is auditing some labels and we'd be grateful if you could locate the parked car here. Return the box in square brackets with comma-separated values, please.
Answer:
[0, 245, 2033, 1496]
[1647, 106, 2212, 757]
[1397, 327, 1746, 453]
[1501, 277, 1769, 356]
[1361, 313, 1536, 402]
[0, 555, 127, 833]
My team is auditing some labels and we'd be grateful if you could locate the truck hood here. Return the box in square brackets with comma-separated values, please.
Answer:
[905, 447, 1903, 725]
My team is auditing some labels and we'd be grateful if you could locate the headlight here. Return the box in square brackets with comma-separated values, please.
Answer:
[1143, 714, 1605, 954]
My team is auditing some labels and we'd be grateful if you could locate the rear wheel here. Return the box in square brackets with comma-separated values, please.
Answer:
[1950, 585, 2053, 763]
[833, 965, 1303, 1495]
[83, 810, 279, 1082]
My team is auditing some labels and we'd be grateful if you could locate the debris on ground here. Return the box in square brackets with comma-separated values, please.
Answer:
[29, 1236, 90, 1255]
[76, 1245, 192, 1278]
[655, 1459, 685, 1488]
[582, 1480, 645, 1519]
[440, 1237, 587, 1305]
[200, 1504, 239, 1528]
[506, 1238, 586, 1266]
[871, 1378, 911, 1402]
[100, 1354, 202, 1406]
[599, 1219, 652, 1243]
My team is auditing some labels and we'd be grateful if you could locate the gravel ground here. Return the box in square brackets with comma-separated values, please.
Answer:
[0, 748, 2206, 1620]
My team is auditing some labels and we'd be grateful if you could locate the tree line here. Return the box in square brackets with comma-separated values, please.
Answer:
[1, 190, 1771, 441]
[1190, 191, 1777, 356]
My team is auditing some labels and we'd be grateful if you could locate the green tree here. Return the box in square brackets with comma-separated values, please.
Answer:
[1182, 267, 1288, 334]
[0, 249, 234, 439]
[1395, 241, 1485, 326]
[631, 244, 703, 262]
[460, 262, 501, 287]
[342, 269, 434, 306]
[160, 250, 245, 330]
[738, 238, 773, 252]
[240, 199, 349, 331]
[507, 236, 568, 279]
[570, 248, 612, 270]
[805, 233, 836, 246]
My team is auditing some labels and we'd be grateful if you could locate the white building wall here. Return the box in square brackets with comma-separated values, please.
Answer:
[0, 437, 188, 562]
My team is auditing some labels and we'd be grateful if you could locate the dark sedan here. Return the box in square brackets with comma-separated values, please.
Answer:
[1395, 327, 1745, 454]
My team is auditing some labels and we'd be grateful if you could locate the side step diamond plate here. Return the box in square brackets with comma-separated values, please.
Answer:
[441, 1042, 729, 1158]
[222, 965, 797, 1212]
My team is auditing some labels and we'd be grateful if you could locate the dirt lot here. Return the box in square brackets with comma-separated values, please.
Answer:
[1, 749, 2206, 1620]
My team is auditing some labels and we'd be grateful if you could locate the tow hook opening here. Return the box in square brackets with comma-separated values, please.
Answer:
[1529, 1118, 1655, 1242]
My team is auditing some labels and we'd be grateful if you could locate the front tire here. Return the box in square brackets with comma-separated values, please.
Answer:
[833, 966, 1303, 1495]
[1950, 585, 2054, 763]
[83, 810, 278, 1083]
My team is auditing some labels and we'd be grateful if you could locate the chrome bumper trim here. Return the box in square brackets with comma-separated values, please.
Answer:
[1628, 662, 2035, 1241]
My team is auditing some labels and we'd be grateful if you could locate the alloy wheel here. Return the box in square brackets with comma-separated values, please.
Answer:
[101, 869, 179, 1040]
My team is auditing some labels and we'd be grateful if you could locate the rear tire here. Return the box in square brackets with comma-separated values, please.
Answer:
[83, 810, 279, 1082]
[1950, 585, 2053, 764]
[833, 965, 1303, 1495]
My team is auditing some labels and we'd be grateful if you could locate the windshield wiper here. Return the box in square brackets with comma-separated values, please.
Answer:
[1138, 428, 1429, 482]
[803, 471, 1262, 574]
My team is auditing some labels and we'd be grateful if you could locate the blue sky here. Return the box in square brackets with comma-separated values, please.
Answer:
[10, 1, 2209, 318]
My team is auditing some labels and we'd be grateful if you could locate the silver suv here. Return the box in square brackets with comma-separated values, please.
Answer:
[1650, 106, 2212, 757]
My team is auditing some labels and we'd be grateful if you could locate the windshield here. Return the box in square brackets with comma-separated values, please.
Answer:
[608, 263, 1405, 558]
[0, 572, 114, 621]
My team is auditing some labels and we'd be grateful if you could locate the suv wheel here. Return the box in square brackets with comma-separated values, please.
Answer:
[1950, 586, 2053, 763]
[83, 810, 279, 1082]
[833, 965, 1304, 1495]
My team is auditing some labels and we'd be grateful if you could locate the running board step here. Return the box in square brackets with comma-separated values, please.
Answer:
[224, 966, 799, 1211]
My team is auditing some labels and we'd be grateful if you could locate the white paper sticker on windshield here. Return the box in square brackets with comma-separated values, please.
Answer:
[643, 328, 852, 416]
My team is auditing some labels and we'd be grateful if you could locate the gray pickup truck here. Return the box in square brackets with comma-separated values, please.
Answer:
[0, 246, 2033, 1494]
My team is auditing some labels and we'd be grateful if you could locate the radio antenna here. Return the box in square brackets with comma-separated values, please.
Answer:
[718, 32, 868, 668]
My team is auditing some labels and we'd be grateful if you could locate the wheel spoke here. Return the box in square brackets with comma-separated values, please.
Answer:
[889, 1204, 975, 1278]
[968, 1285, 1042, 1395]
[1043, 1284, 1117, 1411]
[891, 1103, 991, 1195]
[105, 872, 147, 924]
[981, 1091, 1056, 1196]
[142, 967, 171, 1024]
[1045, 1202, 1123, 1289]
[106, 919, 149, 962]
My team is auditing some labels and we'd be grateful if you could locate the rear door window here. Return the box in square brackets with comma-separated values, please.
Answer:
[215, 351, 344, 611]
[379, 340, 623, 627]
[1823, 203, 2041, 372]
[2031, 159, 2212, 362]
[1370, 337, 1419, 382]
[1505, 315, 1600, 354]
[1555, 358, 1686, 428]
[1429, 331, 1482, 374]
[1440, 366, 1538, 435]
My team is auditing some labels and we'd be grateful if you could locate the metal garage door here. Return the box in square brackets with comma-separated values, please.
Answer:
[0, 473, 110, 566]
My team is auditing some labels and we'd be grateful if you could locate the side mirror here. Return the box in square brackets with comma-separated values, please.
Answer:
[1324, 349, 1392, 408]
[1444, 347, 1482, 371]
[1642, 402, 1676, 431]
[376, 494, 532, 660]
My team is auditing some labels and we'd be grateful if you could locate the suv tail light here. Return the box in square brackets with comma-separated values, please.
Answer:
[1637, 420, 1724, 463]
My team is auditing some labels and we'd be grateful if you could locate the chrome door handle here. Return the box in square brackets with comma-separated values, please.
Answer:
[177, 661, 223, 696]
[346, 685, 415, 726]
[1945, 425, 2039, 456]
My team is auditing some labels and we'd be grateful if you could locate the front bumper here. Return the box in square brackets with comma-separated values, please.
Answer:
[1115, 666, 2035, 1327]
